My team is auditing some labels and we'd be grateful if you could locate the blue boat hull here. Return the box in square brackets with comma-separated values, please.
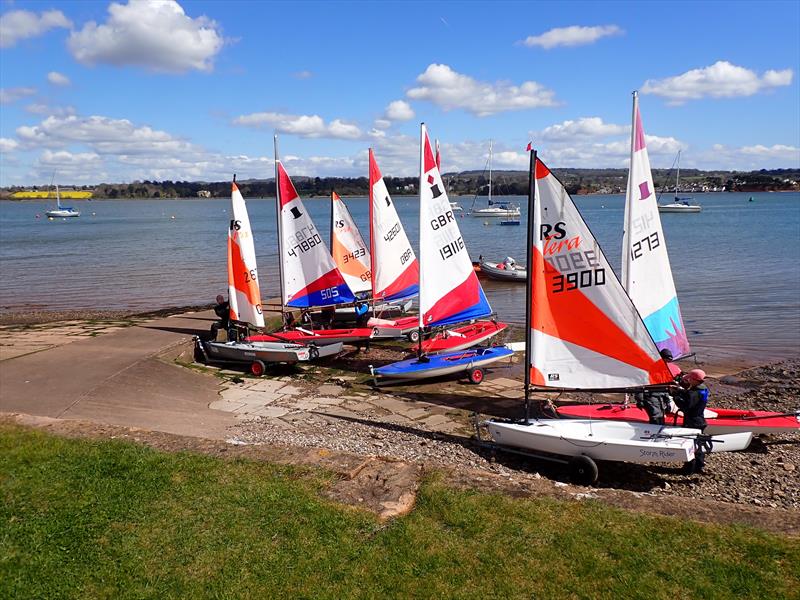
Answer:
[375, 346, 513, 380]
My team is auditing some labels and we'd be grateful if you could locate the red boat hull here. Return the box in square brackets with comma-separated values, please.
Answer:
[246, 328, 374, 346]
[557, 403, 800, 435]
[421, 321, 507, 354]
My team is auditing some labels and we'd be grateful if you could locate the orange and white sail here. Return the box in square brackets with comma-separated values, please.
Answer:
[369, 148, 419, 301]
[623, 92, 691, 359]
[227, 180, 264, 327]
[528, 155, 673, 389]
[331, 191, 371, 295]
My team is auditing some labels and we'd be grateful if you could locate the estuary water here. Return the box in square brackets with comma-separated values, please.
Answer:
[1, 192, 798, 364]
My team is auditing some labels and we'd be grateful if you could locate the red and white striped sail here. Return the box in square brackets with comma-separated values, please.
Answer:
[276, 161, 355, 308]
[419, 124, 491, 327]
[331, 191, 371, 295]
[623, 92, 691, 359]
[529, 156, 673, 389]
[227, 181, 264, 327]
[369, 148, 419, 301]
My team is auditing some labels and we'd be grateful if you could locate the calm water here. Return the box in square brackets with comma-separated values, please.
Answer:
[1, 192, 798, 364]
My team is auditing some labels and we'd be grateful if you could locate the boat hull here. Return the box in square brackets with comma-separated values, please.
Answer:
[202, 340, 311, 364]
[479, 261, 527, 282]
[421, 321, 507, 353]
[486, 419, 752, 463]
[375, 346, 513, 380]
[45, 209, 80, 218]
[368, 315, 419, 339]
[470, 207, 521, 218]
[247, 328, 374, 346]
[557, 403, 800, 435]
[658, 204, 701, 213]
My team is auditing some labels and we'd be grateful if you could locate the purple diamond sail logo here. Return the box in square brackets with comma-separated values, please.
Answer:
[639, 181, 652, 201]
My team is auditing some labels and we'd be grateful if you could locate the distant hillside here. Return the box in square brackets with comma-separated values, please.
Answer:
[2, 168, 798, 199]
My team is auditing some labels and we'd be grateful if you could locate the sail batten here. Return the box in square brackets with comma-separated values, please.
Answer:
[227, 181, 264, 327]
[419, 125, 492, 328]
[528, 153, 672, 389]
[276, 160, 355, 308]
[623, 93, 691, 359]
[369, 149, 419, 302]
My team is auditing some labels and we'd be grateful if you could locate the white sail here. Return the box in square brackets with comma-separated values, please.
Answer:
[369, 148, 419, 301]
[331, 191, 371, 295]
[529, 156, 673, 389]
[227, 181, 264, 327]
[622, 93, 691, 359]
[419, 124, 491, 327]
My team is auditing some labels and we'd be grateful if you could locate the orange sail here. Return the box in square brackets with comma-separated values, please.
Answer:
[227, 181, 264, 327]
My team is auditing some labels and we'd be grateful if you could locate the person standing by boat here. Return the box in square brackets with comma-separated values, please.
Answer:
[672, 369, 710, 474]
[210, 294, 230, 340]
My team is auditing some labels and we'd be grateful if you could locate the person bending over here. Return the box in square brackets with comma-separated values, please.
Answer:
[672, 369, 710, 474]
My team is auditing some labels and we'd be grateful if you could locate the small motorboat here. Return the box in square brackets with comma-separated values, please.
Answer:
[246, 327, 375, 346]
[556, 403, 800, 435]
[478, 257, 526, 282]
[421, 320, 507, 354]
[372, 346, 513, 385]
[486, 419, 752, 464]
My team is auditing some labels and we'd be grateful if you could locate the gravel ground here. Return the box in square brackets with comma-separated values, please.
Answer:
[234, 358, 800, 510]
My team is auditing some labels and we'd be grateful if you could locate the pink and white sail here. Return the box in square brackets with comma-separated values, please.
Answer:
[622, 92, 691, 359]
[419, 124, 491, 327]
[331, 191, 371, 295]
[275, 157, 355, 308]
[227, 180, 264, 327]
[369, 148, 419, 301]
[529, 156, 673, 389]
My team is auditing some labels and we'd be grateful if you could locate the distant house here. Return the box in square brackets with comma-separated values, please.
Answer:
[197, 190, 211, 198]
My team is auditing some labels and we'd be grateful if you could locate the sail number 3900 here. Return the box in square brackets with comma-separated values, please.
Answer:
[552, 268, 606, 293]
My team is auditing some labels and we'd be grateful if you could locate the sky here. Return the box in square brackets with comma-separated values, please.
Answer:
[0, 0, 798, 186]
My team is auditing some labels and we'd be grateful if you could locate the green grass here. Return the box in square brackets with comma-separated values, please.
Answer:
[1, 425, 797, 599]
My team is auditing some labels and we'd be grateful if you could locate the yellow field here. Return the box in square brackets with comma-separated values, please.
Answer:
[11, 190, 93, 199]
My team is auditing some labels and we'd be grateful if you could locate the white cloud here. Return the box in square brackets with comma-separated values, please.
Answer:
[0, 9, 71, 48]
[233, 111, 363, 140]
[16, 115, 198, 156]
[641, 61, 794, 104]
[384, 100, 415, 121]
[67, 0, 224, 73]
[406, 64, 558, 116]
[519, 25, 623, 49]
[25, 104, 77, 117]
[0, 138, 19, 153]
[47, 71, 71, 86]
[0, 87, 37, 104]
[373, 119, 391, 130]
[539, 117, 627, 141]
[292, 70, 313, 79]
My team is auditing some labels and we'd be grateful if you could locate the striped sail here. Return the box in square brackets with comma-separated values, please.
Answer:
[276, 162, 355, 307]
[419, 124, 491, 327]
[622, 93, 691, 359]
[227, 181, 264, 327]
[529, 156, 673, 389]
[331, 191, 371, 295]
[369, 148, 419, 301]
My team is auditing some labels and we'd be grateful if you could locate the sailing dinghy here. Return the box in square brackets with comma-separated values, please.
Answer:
[559, 93, 794, 434]
[484, 148, 751, 481]
[201, 179, 323, 374]
[374, 125, 512, 383]
[273, 137, 372, 347]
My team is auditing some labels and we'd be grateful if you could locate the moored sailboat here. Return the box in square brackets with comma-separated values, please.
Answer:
[45, 183, 80, 218]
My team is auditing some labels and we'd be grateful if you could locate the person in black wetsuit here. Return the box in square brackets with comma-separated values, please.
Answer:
[672, 369, 710, 474]
[634, 348, 677, 425]
[210, 294, 230, 339]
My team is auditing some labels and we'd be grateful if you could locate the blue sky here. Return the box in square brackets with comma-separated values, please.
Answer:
[1, 0, 798, 185]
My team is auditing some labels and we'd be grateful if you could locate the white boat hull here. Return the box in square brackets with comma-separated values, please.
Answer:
[479, 261, 527, 282]
[486, 419, 752, 464]
[470, 207, 521, 218]
[46, 209, 80, 218]
[658, 204, 701, 213]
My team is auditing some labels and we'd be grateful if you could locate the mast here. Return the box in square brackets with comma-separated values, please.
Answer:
[623, 91, 638, 291]
[274, 134, 286, 323]
[329, 189, 334, 252]
[676, 150, 681, 196]
[488, 139, 493, 204]
[524, 147, 536, 422]
[55, 184, 61, 209]
[417, 123, 425, 356]
[368, 148, 376, 309]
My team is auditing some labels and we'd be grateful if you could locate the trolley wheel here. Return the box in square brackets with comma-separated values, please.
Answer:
[407, 330, 420, 343]
[568, 455, 598, 485]
[468, 367, 485, 385]
[308, 345, 320, 360]
[250, 360, 266, 377]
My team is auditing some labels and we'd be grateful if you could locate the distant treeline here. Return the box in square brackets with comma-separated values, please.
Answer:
[3, 168, 798, 199]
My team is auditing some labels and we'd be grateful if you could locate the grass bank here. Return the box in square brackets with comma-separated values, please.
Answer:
[1, 424, 797, 599]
